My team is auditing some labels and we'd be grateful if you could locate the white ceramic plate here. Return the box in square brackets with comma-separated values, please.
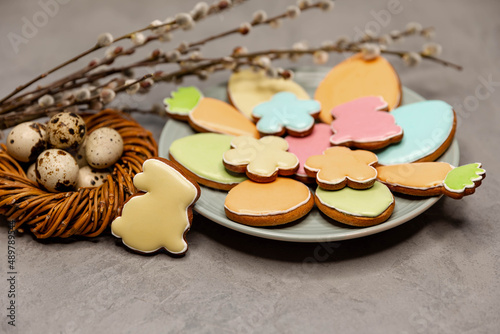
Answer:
[158, 68, 460, 242]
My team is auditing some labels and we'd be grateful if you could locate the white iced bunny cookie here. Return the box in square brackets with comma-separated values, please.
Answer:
[111, 158, 200, 255]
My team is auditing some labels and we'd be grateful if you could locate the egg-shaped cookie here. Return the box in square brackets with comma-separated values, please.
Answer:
[375, 100, 456, 165]
[315, 54, 401, 124]
[169, 133, 247, 191]
[228, 69, 310, 119]
[224, 178, 314, 226]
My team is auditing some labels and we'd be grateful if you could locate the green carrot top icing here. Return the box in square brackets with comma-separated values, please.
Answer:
[163, 86, 203, 115]
[444, 163, 485, 192]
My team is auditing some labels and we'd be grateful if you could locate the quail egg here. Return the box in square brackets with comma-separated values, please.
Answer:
[6, 122, 47, 162]
[26, 163, 38, 183]
[47, 112, 86, 150]
[77, 166, 110, 188]
[73, 138, 88, 168]
[35, 149, 79, 192]
[85, 127, 123, 169]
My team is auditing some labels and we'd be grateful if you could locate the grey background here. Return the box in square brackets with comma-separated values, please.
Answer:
[1, 0, 499, 333]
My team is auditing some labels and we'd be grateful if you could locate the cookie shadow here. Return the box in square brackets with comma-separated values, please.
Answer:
[191, 198, 466, 263]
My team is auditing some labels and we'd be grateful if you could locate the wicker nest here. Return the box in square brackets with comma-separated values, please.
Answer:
[0, 109, 157, 239]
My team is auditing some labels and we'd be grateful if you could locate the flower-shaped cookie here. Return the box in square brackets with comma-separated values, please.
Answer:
[304, 146, 378, 190]
[223, 136, 299, 182]
[252, 92, 321, 137]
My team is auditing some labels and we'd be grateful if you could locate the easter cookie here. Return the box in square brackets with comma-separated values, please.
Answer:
[252, 92, 321, 137]
[330, 96, 403, 150]
[224, 178, 314, 227]
[222, 136, 299, 183]
[164, 87, 259, 138]
[315, 54, 401, 124]
[376, 100, 456, 165]
[285, 123, 332, 182]
[376, 162, 485, 199]
[111, 158, 201, 255]
[164, 86, 203, 121]
[315, 181, 395, 227]
[228, 69, 310, 119]
[169, 133, 247, 191]
[304, 146, 378, 190]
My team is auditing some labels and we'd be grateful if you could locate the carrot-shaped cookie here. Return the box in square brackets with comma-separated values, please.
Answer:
[304, 146, 378, 190]
[376, 162, 485, 199]
[164, 86, 259, 138]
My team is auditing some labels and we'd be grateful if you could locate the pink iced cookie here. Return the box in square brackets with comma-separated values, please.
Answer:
[330, 96, 403, 150]
[285, 123, 332, 182]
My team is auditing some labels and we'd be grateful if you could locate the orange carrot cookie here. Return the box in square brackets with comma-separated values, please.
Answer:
[376, 162, 486, 199]
[111, 158, 200, 255]
[315, 181, 395, 227]
[315, 54, 401, 124]
[164, 86, 259, 138]
[304, 146, 378, 190]
[223, 136, 299, 183]
[224, 178, 314, 226]
[227, 69, 310, 119]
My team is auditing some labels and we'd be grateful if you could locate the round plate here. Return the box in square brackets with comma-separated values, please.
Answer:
[159, 68, 460, 242]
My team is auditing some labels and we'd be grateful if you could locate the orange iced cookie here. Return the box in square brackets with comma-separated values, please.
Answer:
[376, 162, 486, 199]
[315, 54, 401, 124]
[224, 178, 314, 226]
[164, 86, 259, 138]
[304, 146, 378, 190]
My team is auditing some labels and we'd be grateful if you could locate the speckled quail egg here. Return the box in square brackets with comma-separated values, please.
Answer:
[73, 138, 88, 168]
[35, 149, 79, 192]
[47, 112, 86, 150]
[85, 127, 123, 169]
[26, 163, 38, 183]
[6, 122, 47, 162]
[77, 166, 110, 188]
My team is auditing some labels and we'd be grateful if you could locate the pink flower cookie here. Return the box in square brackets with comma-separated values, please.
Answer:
[330, 96, 403, 150]
[285, 123, 332, 183]
[304, 146, 378, 190]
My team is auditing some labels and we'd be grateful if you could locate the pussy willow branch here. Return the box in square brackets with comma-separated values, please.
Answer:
[0, 1, 324, 115]
[0, 0, 248, 105]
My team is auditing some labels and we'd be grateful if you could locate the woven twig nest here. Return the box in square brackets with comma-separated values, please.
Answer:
[0, 109, 157, 238]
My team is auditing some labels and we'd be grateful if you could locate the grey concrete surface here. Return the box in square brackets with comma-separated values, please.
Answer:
[0, 0, 499, 333]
